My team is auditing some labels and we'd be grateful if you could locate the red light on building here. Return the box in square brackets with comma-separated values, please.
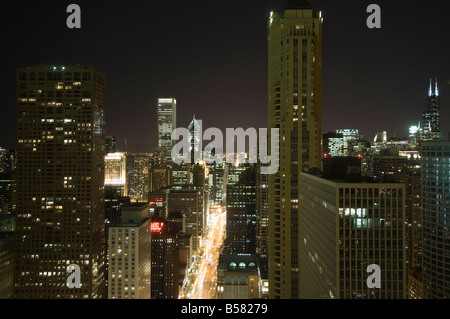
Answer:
[323, 153, 328, 159]
[151, 222, 164, 233]
[357, 154, 362, 158]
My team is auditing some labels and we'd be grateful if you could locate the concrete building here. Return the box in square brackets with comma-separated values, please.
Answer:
[108, 202, 151, 299]
[217, 254, 260, 299]
[298, 161, 406, 299]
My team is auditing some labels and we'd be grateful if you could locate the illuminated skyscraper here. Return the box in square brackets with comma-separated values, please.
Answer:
[268, 0, 323, 299]
[421, 79, 440, 141]
[15, 65, 106, 298]
[127, 153, 151, 201]
[157, 97, 177, 160]
[105, 152, 127, 197]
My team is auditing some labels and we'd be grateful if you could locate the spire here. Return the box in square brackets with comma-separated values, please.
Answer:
[285, 0, 312, 10]
[429, 78, 433, 97]
[435, 77, 439, 96]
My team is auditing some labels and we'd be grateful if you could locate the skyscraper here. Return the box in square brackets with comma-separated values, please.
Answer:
[421, 141, 450, 298]
[14, 65, 106, 298]
[105, 152, 128, 197]
[108, 202, 151, 299]
[268, 0, 323, 298]
[299, 165, 406, 299]
[421, 78, 440, 141]
[224, 165, 257, 255]
[157, 97, 177, 160]
[150, 215, 179, 299]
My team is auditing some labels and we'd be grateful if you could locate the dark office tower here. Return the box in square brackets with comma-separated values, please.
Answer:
[105, 136, 117, 153]
[15, 65, 106, 299]
[371, 149, 423, 298]
[167, 186, 204, 254]
[157, 98, 176, 161]
[421, 78, 440, 141]
[268, 0, 323, 299]
[150, 215, 179, 299]
[422, 141, 450, 298]
[224, 166, 257, 255]
[299, 160, 406, 299]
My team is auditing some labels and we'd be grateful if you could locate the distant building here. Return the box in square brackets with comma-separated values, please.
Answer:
[188, 115, 202, 164]
[150, 148, 171, 191]
[421, 79, 440, 141]
[157, 98, 176, 161]
[105, 136, 117, 153]
[217, 254, 260, 299]
[105, 152, 128, 197]
[127, 153, 151, 201]
[224, 166, 257, 255]
[108, 202, 151, 299]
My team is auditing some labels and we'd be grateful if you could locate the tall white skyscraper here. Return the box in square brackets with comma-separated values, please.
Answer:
[157, 97, 177, 159]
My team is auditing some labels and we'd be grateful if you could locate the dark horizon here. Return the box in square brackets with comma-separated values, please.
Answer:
[1, 0, 449, 152]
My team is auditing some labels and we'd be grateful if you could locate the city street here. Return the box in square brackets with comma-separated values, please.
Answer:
[181, 209, 226, 299]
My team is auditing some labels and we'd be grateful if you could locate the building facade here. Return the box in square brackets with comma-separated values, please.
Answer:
[268, 0, 323, 298]
[299, 169, 406, 299]
[421, 141, 450, 298]
[15, 65, 106, 298]
[108, 203, 151, 299]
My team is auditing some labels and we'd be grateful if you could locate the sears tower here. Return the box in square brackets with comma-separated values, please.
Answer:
[421, 78, 440, 141]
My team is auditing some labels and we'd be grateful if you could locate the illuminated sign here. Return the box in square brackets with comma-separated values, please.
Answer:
[151, 222, 164, 233]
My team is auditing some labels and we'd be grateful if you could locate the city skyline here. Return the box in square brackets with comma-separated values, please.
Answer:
[1, 0, 450, 302]
[1, 0, 449, 153]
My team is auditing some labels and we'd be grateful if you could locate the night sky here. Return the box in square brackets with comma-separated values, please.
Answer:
[1, 0, 449, 153]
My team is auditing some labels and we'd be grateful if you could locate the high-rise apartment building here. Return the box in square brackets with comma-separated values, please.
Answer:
[268, 0, 323, 298]
[421, 141, 450, 298]
[15, 65, 106, 298]
[150, 148, 171, 191]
